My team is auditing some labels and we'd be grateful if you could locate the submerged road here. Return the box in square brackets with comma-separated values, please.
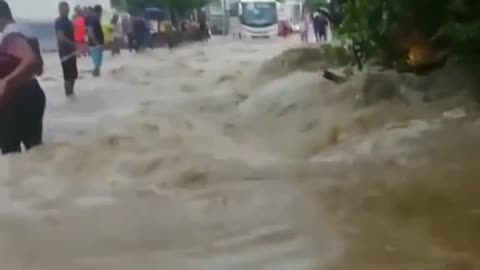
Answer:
[0, 37, 341, 270]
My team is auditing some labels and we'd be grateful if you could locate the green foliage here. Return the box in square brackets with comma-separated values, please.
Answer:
[124, 0, 210, 14]
[110, 0, 126, 9]
[338, 0, 480, 69]
[171, 0, 210, 13]
[304, 0, 328, 10]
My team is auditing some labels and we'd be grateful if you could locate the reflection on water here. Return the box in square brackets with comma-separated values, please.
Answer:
[0, 38, 479, 269]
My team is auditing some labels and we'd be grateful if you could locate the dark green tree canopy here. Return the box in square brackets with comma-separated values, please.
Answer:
[339, 0, 480, 70]
[304, 0, 328, 10]
[123, 0, 210, 14]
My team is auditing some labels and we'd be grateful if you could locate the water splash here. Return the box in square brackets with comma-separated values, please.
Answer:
[0, 38, 478, 270]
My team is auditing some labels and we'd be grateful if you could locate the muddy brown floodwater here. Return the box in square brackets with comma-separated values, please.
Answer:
[0, 37, 479, 270]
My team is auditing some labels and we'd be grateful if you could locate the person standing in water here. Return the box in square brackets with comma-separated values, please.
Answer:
[313, 9, 328, 42]
[111, 14, 122, 56]
[161, 20, 175, 50]
[300, 13, 310, 43]
[133, 15, 148, 52]
[198, 10, 209, 42]
[86, 5, 104, 77]
[0, 0, 46, 154]
[55, 2, 78, 98]
[73, 6, 87, 57]
[121, 14, 134, 52]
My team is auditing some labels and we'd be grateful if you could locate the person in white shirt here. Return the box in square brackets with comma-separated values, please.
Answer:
[300, 14, 309, 43]
[111, 13, 123, 56]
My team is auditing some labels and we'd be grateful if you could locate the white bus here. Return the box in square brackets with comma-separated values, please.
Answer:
[238, 0, 278, 38]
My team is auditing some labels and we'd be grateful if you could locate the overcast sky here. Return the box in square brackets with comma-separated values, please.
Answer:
[9, 0, 111, 20]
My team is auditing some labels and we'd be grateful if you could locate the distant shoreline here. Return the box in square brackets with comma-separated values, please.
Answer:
[18, 19, 53, 23]
[18, 21, 58, 52]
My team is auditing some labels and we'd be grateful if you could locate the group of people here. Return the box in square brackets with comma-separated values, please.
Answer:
[0, 0, 213, 155]
[56, 2, 105, 100]
[0, 0, 110, 155]
[57, 2, 169, 98]
[300, 9, 330, 43]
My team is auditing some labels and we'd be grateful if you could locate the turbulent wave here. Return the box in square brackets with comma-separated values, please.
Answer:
[0, 39, 478, 270]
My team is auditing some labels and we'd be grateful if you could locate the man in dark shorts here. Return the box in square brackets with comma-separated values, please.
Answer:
[86, 5, 104, 77]
[55, 1, 78, 98]
[0, 0, 46, 154]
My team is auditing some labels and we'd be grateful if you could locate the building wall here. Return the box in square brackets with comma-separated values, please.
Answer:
[206, 0, 225, 15]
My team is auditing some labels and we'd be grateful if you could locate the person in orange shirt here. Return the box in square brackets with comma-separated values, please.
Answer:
[73, 6, 87, 57]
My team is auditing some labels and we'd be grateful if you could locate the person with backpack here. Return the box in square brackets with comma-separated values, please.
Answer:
[0, 0, 46, 154]
[312, 9, 328, 42]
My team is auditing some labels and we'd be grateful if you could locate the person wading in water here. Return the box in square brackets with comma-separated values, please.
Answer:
[133, 15, 148, 52]
[312, 9, 328, 42]
[121, 14, 134, 52]
[73, 6, 88, 57]
[300, 13, 310, 43]
[55, 1, 79, 99]
[86, 5, 104, 77]
[198, 10, 209, 42]
[0, 0, 46, 154]
[111, 14, 123, 56]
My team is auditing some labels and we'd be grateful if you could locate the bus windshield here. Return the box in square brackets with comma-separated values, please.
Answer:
[240, 2, 277, 27]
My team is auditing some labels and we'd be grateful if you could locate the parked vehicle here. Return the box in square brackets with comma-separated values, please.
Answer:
[238, 0, 278, 38]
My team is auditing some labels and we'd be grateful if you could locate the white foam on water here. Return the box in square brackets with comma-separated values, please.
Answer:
[0, 37, 343, 270]
[1, 35, 468, 270]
